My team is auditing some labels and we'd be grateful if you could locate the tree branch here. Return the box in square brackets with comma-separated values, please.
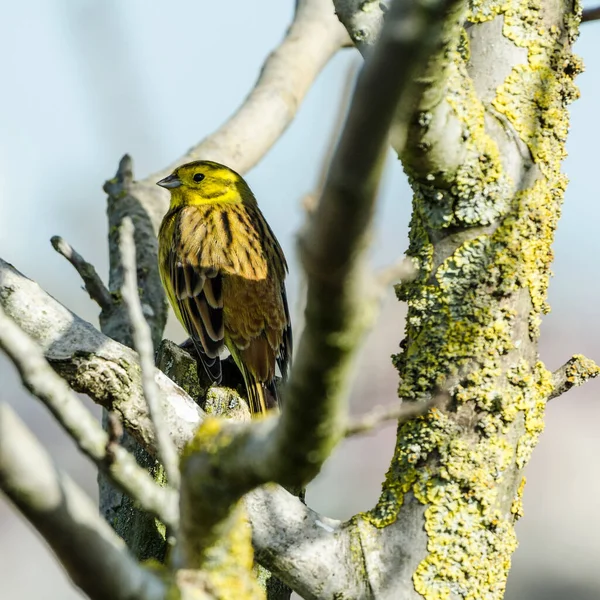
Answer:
[548, 354, 600, 401]
[345, 394, 443, 437]
[50, 235, 113, 311]
[0, 303, 179, 531]
[247, 486, 372, 600]
[119, 218, 181, 491]
[0, 257, 202, 452]
[582, 6, 600, 23]
[0, 404, 166, 600]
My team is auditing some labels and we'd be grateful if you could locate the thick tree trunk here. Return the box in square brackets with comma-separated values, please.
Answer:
[336, 0, 582, 597]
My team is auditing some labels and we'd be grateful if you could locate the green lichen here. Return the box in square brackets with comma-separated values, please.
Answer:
[468, 0, 505, 23]
[178, 419, 263, 599]
[194, 504, 263, 600]
[375, 0, 583, 598]
[156, 339, 205, 400]
[204, 387, 250, 421]
[110, 290, 122, 304]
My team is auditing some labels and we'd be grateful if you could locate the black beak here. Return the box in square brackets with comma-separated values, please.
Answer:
[157, 173, 182, 189]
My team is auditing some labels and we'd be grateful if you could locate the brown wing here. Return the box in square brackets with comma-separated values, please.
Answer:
[167, 245, 225, 384]
[224, 274, 290, 410]
[277, 286, 292, 384]
[261, 212, 292, 399]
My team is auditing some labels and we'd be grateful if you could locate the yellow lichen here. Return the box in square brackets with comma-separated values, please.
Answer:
[511, 477, 526, 520]
[411, 55, 510, 230]
[181, 416, 227, 464]
[378, 0, 583, 598]
[563, 354, 600, 387]
[194, 505, 263, 600]
[178, 418, 262, 599]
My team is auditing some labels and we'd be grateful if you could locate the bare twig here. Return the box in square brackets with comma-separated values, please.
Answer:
[148, 0, 350, 183]
[0, 404, 166, 600]
[51, 235, 112, 310]
[548, 354, 600, 400]
[119, 218, 181, 490]
[375, 257, 419, 290]
[582, 6, 600, 23]
[345, 396, 441, 437]
[0, 303, 179, 531]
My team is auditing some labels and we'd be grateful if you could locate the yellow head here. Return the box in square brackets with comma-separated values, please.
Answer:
[156, 160, 256, 208]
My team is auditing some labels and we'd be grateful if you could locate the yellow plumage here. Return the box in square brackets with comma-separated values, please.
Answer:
[157, 160, 291, 414]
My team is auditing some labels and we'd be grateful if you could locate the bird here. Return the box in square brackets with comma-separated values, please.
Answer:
[156, 160, 292, 415]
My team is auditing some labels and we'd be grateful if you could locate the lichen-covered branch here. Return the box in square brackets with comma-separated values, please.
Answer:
[0, 405, 166, 600]
[0, 303, 178, 531]
[549, 354, 600, 400]
[101, 154, 169, 561]
[348, 1, 587, 599]
[0, 257, 203, 452]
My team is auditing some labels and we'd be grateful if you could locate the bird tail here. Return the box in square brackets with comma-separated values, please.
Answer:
[233, 337, 280, 416]
[242, 371, 279, 416]
[247, 380, 268, 415]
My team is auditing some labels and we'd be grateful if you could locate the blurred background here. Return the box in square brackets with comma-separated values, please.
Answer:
[1, 1, 599, 598]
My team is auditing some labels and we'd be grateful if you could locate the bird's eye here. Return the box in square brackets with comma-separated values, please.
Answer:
[193, 173, 205, 183]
